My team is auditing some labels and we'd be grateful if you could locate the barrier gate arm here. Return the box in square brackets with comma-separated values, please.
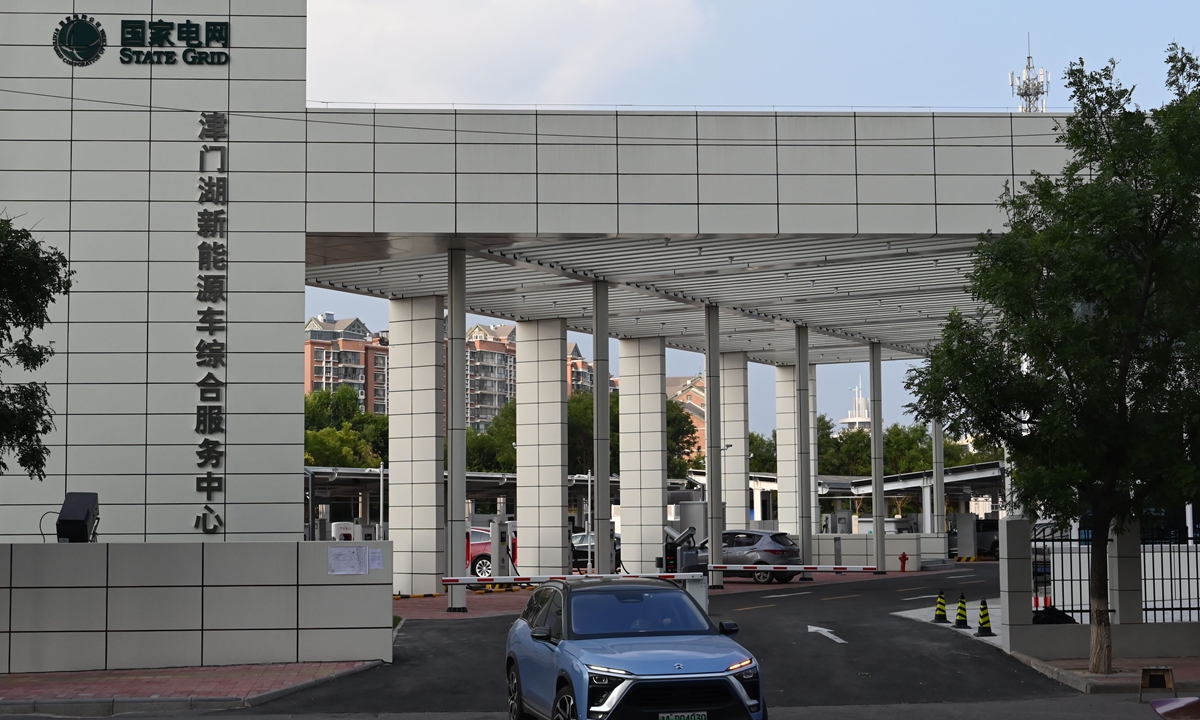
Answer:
[707, 564, 879, 572]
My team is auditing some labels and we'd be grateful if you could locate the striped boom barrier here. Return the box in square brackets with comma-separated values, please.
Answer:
[441, 573, 707, 585]
[708, 564, 879, 573]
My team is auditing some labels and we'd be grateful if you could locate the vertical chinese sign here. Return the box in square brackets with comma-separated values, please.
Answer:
[196, 111, 228, 534]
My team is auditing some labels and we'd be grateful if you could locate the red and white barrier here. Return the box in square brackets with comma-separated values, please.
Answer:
[441, 573, 706, 585]
[708, 564, 878, 573]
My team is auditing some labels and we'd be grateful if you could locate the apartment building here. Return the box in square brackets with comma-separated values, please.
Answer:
[304, 313, 390, 415]
[666, 373, 707, 455]
[465, 324, 517, 431]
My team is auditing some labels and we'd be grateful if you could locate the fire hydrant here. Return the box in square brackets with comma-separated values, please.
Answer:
[899, 551, 909, 572]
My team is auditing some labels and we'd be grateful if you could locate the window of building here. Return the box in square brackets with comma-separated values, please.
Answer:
[374, 372, 386, 384]
[373, 402, 386, 414]
[374, 354, 387, 368]
[374, 387, 386, 399]
[313, 366, 323, 376]
[313, 349, 324, 361]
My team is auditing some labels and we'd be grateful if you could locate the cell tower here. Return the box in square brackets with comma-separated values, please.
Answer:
[1009, 34, 1049, 112]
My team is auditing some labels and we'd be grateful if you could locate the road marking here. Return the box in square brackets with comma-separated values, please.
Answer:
[821, 594, 860, 601]
[761, 592, 812, 598]
[896, 586, 927, 592]
[808, 625, 848, 644]
[946, 574, 974, 579]
[960, 580, 985, 584]
[734, 604, 776, 612]
[901, 594, 940, 601]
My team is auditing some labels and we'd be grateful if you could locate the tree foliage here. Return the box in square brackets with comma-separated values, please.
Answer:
[748, 430, 777, 473]
[304, 384, 387, 465]
[666, 399, 699, 478]
[905, 47, 1200, 674]
[814, 413, 1002, 477]
[0, 217, 72, 479]
[304, 424, 379, 468]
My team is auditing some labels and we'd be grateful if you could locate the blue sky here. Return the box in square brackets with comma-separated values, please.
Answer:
[305, 0, 1199, 433]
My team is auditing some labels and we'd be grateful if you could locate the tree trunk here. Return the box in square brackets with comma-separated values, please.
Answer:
[1088, 516, 1113, 674]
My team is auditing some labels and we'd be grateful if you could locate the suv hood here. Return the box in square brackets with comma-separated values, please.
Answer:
[566, 635, 750, 676]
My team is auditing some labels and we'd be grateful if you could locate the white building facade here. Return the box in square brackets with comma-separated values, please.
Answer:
[1, 1, 1073, 606]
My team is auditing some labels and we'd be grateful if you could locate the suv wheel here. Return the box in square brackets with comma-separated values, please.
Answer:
[752, 566, 773, 584]
[508, 666, 528, 720]
[552, 684, 577, 720]
[472, 555, 493, 578]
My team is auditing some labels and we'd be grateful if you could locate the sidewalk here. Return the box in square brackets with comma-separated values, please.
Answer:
[0, 661, 379, 716]
[1013, 654, 1200, 694]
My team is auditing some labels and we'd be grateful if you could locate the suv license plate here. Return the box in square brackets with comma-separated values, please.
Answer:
[659, 714, 707, 720]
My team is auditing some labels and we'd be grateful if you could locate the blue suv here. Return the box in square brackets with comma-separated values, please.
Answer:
[506, 577, 766, 720]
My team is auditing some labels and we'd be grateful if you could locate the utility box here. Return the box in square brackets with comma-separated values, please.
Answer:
[830, 510, 853, 535]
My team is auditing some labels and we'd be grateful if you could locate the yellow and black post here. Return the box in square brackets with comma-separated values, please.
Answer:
[954, 593, 970, 629]
[932, 590, 949, 623]
[974, 599, 995, 637]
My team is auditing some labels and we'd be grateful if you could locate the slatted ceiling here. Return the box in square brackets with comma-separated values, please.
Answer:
[305, 229, 982, 364]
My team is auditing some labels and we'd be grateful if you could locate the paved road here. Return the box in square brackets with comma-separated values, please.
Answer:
[244, 564, 1075, 715]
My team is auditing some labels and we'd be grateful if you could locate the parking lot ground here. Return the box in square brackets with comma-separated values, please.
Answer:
[251, 562, 1081, 716]
[391, 565, 989, 620]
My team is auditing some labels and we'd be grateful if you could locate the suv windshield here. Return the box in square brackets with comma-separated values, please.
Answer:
[570, 587, 714, 639]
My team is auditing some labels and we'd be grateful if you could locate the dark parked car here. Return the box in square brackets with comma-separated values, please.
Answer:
[697, 529, 800, 583]
[569, 532, 622, 571]
[506, 577, 766, 720]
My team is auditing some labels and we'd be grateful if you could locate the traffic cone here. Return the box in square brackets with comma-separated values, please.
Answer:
[932, 590, 950, 623]
[975, 599, 995, 637]
[954, 593, 971, 629]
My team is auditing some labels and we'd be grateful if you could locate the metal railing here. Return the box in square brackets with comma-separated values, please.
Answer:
[1141, 530, 1200, 623]
[1030, 527, 1200, 623]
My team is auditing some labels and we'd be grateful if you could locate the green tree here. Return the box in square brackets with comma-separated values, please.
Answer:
[748, 430, 777, 473]
[563, 391, 620, 476]
[349, 412, 388, 463]
[905, 47, 1200, 674]
[0, 217, 72, 479]
[483, 401, 517, 473]
[303, 423, 379, 468]
[667, 399, 699, 478]
[304, 384, 360, 431]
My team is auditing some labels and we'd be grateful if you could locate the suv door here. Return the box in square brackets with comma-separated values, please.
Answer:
[524, 588, 563, 715]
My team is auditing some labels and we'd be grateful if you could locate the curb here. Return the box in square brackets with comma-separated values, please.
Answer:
[1010, 652, 1200, 694]
[0, 661, 384, 716]
[245, 660, 383, 706]
[0, 696, 242, 716]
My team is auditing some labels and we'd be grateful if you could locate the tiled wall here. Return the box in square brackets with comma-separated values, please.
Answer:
[515, 319, 568, 575]
[774, 364, 799, 536]
[301, 109, 1071, 237]
[387, 296, 445, 595]
[0, 0, 307, 541]
[719, 352, 749, 527]
[617, 338, 668, 574]
[0, 541, 393, 674]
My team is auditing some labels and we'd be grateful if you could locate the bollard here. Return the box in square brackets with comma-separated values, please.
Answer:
[899, 551, 908, 572]
[932, 590, 949, 623]
[975, 599, 995, 637]
[954, 593, 971, 629]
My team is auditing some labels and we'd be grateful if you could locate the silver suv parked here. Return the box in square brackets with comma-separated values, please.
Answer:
[697, 529, 801, 583]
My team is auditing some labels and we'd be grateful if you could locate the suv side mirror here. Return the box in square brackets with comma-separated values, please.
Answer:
[719, 621, 739, 636]
[531, 626, 552, 641]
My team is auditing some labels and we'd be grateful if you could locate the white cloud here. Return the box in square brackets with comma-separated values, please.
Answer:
[307, 0, 708, 106]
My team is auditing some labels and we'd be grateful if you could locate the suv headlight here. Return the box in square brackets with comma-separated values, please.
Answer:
[733, 664, 760, 707]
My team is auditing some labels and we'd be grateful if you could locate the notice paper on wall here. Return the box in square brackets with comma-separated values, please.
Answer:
[369, 548, 384, 570]
[328, 545, 368, 575]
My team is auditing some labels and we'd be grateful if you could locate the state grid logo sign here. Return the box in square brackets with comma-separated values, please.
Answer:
[53, 14, 107, 67]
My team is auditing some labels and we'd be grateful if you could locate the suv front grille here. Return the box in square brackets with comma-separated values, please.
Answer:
[609, 679, 750, 720]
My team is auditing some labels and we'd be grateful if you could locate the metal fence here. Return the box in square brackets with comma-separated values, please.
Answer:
[1141, 530, 1200, 623]
[1030, 528, 1200, 623]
